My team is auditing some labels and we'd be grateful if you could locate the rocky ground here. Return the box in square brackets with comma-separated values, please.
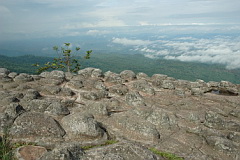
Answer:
[0, 67, 239, 160]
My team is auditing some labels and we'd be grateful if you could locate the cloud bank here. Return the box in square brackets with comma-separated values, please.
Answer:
[129, 36, 240, 69]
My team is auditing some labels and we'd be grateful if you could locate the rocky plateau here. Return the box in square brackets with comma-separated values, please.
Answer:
[0, 67, 239, 160]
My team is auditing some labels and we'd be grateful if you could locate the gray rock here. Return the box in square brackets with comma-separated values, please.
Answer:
[136, 72, 149, 80]
[175, 88, 186, 97]
[0, 91, 19, 105]
[78, 67, 95, 78]
[204, 111, 225, 130]
[0, 68, 10, 76]
[0, 103, 25, 133]
[207, 81, 219, 88]
[162, 80, 175, 89]
[42, 85, 61, 95]
[191, 88, 204, 95]
[2, 82, 18, 90]
[58, 88, 75, 96]
[40, 70, 65, 85]
[104, 71, 123, 84]
[94, 80, 107, 90]
[22, 89, 41, 101]
[87, 102, 109, 117]
[15, 145, 47, 160]
[8, 72, 18, 78]
[109, 84, 129, 95]
[82, 141, 163, 160]
[205, 136, 240, 154]
[48, 70, 65, 80]
[14, 73, 33, 83]
[65, 72, 75, 81]
[151, 74, 168, 87]
[32, 75, 42, 81]
[91, 68, 104, 78]
[78, 68, 103, 78]
[108, 113, 160, 143]
[10, 112, 65, 138]
[132, 80, 155, 95]
[0, 76, 13, 83]
[67, 80, 84, 89]
[39, 143, 84, 160]
[125, 91, 146, 107]
[23, 99, 50, 112]
[120, 70, 136, 82]
[3, 103, 25, 119]
[24, 99, 70, 116]
[81, 91, 108, 100]
[45, 101, 70, 116]
[227, 132, 240, 143]
[61, 113, 105, 140]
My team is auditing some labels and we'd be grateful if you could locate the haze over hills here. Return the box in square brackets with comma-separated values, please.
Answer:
[0, 25, 240, 84]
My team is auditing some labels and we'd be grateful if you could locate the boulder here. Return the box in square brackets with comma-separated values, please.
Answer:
[14, 73, 33, 83]
[15, 145, 47, 160]
[104, 71, 123, 84]
[132, 80, 155, 95]
[78, 68, 103, 78]
[7, 72, 18, 79]
[162, 80, 175, 89]
[125, 91, 146, 107]
[0, 68, 10, 76]
[106, 113, 160, 143]
[81, 91, 108, 100]
[151, 74, 168, 87]
[39, 143, 84, 160]
[108, 84, 129, 96]
[82, 141, 163, 160]
[61, 113, 105, 140]
[120, 70, 136, 82]
[136, 72, 149, 80]
[10, 112, 65, 139]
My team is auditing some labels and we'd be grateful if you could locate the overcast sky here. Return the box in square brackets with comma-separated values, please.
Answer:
[1, 0, 240, 40]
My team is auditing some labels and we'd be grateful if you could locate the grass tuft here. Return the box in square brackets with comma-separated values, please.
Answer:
[149, 147, 184, 160]
[0, 128, 15, 160]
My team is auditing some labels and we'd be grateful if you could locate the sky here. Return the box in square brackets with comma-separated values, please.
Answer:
[1, 0, 240, 40]
[0, 0, 240, 69]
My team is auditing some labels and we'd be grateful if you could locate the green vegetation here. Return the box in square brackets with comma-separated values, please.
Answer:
[81, 140, 119, 150]
[149, 147, 184, 160]
[33, 43, 92, 73]
[0, 53, 240, 84]
[0, 128, 15, 160]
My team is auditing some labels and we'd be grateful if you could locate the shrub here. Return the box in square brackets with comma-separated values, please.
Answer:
[33, 43, 92, 73]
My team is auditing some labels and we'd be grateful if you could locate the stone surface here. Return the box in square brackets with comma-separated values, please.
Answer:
[0, 67, 239, 160]
[15, 145, 47, 160]
[61, 113, 105, 140]
[10, 112, 65, 139]
[39, 143, 84, 160]
[82, 141, 163, 160]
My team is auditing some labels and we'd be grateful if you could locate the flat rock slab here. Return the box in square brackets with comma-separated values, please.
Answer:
[61, 113, 105, 141]
[82, 141, 164, 160]
[10, 112, 65, 138]
[15, 145, 47, 160]
[104, 112, 160, 144]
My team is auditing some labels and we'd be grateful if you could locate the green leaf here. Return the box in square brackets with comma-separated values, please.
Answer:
[64, 43, 71, 46]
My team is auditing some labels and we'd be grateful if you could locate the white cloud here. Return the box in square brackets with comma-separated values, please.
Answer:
[112, 38, 153, 46]
[86, 30, 110, 35]
[141, 36, 240, 69]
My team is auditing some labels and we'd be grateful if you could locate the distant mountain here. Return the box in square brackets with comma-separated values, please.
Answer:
[0, 54, 240, 84]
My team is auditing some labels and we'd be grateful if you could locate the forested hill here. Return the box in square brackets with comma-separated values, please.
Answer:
[0, 54, 240, 84]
